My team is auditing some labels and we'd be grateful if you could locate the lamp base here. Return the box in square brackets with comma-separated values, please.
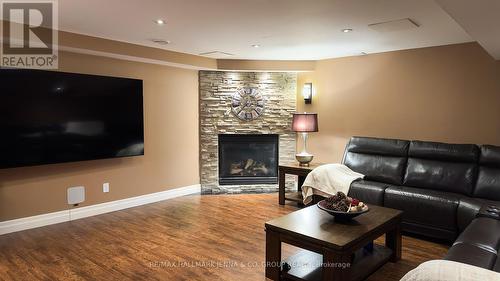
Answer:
[296, 153, 314, 167]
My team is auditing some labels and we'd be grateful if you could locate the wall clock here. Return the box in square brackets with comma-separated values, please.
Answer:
[231, 87, 265, 121]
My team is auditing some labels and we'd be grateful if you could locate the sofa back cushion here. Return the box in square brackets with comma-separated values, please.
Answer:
[342, 136, 409, 185]
[474, 145, 500, 201]
[403, 141, 479, 195]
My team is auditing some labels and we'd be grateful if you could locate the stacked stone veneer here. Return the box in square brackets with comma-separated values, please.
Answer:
[199, 71, 297, 194]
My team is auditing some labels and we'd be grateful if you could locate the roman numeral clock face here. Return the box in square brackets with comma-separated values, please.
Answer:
[231, 88, 265, 121]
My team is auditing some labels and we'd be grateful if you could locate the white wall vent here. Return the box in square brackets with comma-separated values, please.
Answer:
[67, 186, 85, 205]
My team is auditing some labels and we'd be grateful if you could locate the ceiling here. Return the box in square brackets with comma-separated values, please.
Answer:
[436, 0, 500, 60]
[58, 0, 477, 60]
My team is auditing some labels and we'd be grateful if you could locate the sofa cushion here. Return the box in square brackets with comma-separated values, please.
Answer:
[342, 136, 409, 185]
[475, 167, 500, 200]
[454, 217, 500, 254]
[404, 159, 476, 195]
[407, 141, 479, 162]
[444, 243, 497, 269]
[480, 145, 500, 165]
[347, 180, 389, 206]
[474, 145, 500, 201]
[384, 186, 460, 232]
[403, 141, 479, 195]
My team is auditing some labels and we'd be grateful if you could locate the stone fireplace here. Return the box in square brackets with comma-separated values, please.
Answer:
[218, 134, 279, 185]
[199, 71, 297, 194]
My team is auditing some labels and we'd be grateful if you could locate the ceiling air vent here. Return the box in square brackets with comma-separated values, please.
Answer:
[368, 18, 420, 32]
[199, 51, 235, 58]
[151, 39, 171, 45]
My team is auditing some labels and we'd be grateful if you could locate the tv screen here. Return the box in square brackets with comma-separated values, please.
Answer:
[0, 69, 144, 169]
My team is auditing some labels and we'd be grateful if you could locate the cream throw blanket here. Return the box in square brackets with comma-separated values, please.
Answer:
[301, 163, 364, 205]
[401, 260, 500, 281]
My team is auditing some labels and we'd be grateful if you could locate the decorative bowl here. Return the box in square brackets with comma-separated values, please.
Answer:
[317, 199, 369, 220]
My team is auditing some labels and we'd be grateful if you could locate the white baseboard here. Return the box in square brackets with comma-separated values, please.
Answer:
[0, 184, 201, 236]
[0, 210, 70, 236]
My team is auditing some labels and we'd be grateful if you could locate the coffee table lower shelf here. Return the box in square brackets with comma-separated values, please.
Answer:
[282, 244, 392, 281]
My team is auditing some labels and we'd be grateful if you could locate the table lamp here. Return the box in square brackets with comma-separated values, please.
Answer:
[292, 113, 318, 166]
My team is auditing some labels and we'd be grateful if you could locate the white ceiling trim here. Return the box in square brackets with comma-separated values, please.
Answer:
[59, 46, 217, 70]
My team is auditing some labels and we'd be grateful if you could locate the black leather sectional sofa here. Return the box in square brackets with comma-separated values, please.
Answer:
[342, 136, 500, 271]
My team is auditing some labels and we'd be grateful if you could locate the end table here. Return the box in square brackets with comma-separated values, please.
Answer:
[278, 162, 324, 205]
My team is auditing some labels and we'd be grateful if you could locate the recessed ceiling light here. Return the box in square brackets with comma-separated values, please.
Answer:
[154, 19, 165, 25]
[252, 44, 260, 48]
[151, 39, 170, 45]
[342, 28, 353, 33]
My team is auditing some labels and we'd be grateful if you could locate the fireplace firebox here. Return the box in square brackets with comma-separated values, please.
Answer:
[218, 134, 279, 185]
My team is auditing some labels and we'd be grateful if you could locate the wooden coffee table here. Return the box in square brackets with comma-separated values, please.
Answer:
[265, 205, 402, 281]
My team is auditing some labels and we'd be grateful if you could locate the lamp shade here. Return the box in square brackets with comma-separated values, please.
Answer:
[292, 113, 318, 132]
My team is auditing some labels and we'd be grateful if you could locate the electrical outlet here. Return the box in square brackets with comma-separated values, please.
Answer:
[103, 183, 110, 193]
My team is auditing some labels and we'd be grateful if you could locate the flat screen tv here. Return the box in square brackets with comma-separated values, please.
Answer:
[0, 69, 144, 169]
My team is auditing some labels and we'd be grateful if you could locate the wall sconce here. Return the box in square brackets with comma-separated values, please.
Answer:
[302, 83, 313, 104]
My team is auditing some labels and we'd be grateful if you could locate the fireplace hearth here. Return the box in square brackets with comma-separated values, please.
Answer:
[218, 134, 279, 185]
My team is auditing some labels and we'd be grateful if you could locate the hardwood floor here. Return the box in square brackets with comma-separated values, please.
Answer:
[0, 194, 448, 280]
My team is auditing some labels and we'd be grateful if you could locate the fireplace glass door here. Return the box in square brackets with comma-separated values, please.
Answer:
[218, 134, 279, 185]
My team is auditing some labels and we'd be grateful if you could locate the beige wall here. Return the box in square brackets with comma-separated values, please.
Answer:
[0, 51, 200, 221]
[297, 42, 500, 164]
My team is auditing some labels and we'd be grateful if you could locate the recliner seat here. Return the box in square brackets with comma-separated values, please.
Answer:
[340, 136, 500, 272]
[384, 185, 460, 241]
